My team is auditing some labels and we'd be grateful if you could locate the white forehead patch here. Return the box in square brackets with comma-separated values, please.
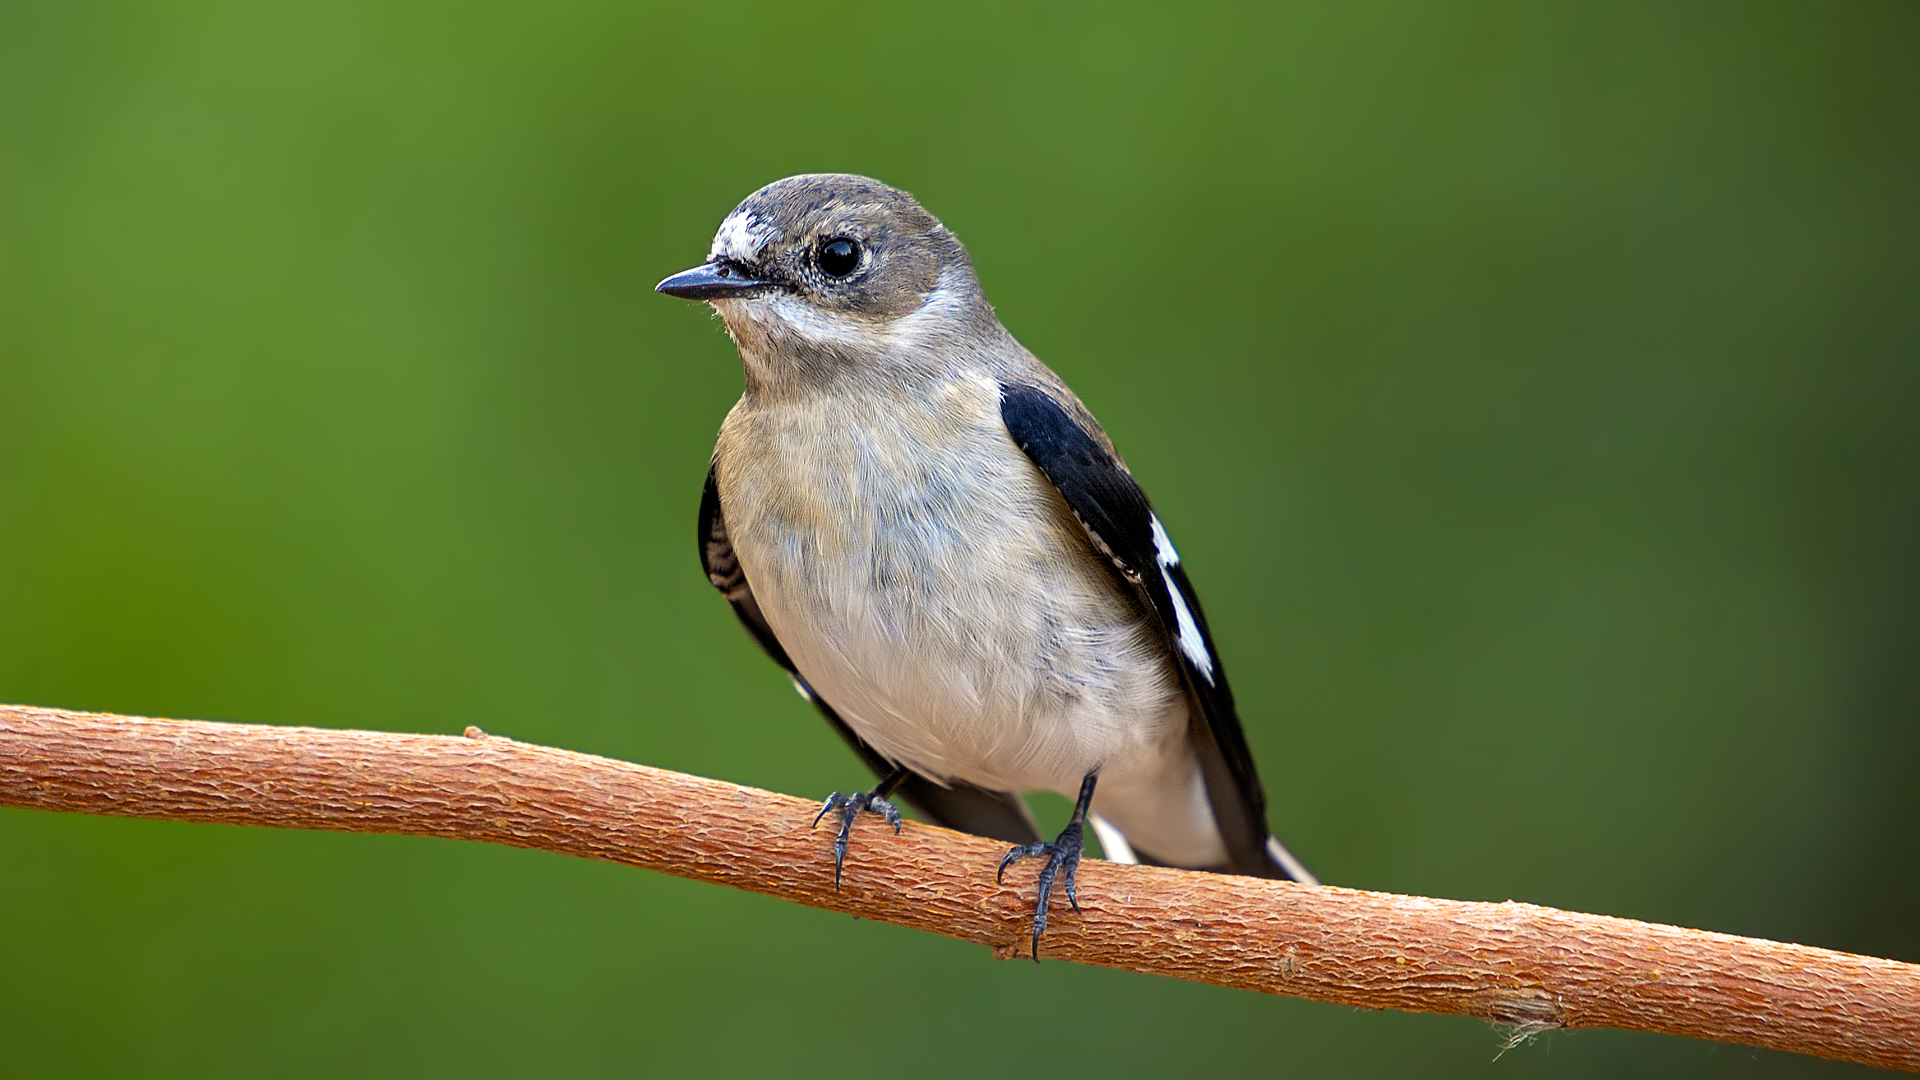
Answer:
[710, 209, 779, 263]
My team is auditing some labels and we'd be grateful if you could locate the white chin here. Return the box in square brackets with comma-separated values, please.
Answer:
[722, 293, 872, 350]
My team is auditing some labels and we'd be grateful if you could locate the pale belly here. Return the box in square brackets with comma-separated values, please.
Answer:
[716, 385, 1188, 797]
[716, 382, 1231, 867]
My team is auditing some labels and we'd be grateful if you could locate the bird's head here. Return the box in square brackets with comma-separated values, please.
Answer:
[656, 174, 997, 386]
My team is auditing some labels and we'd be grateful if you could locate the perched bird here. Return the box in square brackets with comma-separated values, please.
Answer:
[657, 174, 1316, 956]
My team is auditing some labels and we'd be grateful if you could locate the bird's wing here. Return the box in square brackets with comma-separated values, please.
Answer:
[698, 463, 1042, 846]
[998, 383, 1310, 881]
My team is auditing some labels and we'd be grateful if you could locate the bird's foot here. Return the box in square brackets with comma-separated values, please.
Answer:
[996, 817, 1086, 961]
[811, 788, 902, 889]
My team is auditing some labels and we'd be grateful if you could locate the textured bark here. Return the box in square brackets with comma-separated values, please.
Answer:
[2, 704, 1914, 1070]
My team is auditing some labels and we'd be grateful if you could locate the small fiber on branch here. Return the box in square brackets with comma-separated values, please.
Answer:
[1, 705, 1915, 1071]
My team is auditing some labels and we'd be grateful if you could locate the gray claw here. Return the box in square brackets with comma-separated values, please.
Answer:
[812, 790, 900, 889]
[996, 820, 1086, 961]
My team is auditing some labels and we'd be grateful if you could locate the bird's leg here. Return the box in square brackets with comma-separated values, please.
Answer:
[996, 772, 1097, 962]
[812, 765, 908, 889]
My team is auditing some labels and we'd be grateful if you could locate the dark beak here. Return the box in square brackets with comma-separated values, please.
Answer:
[654, 260, 781, 300]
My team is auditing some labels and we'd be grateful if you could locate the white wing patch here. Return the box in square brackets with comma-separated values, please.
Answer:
[1150, 514, 1215, 684]
[1149, 515, 1180, 567]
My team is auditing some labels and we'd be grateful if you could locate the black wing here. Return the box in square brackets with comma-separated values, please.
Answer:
[698, 464, 1042, 846]
[999, 383, 1306, 880]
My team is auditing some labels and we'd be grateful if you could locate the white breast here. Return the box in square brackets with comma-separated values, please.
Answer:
[716, 375, 1188, 799]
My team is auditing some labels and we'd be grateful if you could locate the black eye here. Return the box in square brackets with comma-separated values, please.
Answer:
[818, 237, 860, 278]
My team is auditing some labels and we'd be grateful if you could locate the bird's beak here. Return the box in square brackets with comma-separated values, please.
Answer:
[654, 260, 782, 301]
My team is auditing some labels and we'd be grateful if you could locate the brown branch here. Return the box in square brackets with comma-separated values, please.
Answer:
[1, 705, 1914, 1070]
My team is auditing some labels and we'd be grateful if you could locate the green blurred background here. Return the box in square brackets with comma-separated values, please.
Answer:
[2, 1, 1915, 1075]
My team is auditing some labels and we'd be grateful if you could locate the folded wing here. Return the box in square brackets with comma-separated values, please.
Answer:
[998, 383, 1313, 882]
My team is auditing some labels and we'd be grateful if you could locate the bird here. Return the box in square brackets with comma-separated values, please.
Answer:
[656, 174, 1316, 958]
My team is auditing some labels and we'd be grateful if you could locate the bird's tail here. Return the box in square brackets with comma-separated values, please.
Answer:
[1266, 835, 1319, 885]
[1088, 814, 1138, 864]
[1092, 814, 1319, 885]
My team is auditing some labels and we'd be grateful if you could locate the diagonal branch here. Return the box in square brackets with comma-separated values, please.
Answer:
[1, 704, 1914, 1071]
